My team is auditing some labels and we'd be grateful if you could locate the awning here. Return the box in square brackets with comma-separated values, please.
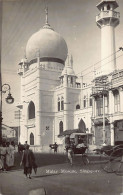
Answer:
[58, 129, 83, 137]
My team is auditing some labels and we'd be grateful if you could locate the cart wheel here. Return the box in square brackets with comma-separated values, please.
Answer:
[110, 148, 123, 176]
[100, 153, 114, 173]
[82, 154, 89, 165]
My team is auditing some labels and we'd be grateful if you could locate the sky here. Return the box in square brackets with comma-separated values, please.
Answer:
[1, 0, 123, 126]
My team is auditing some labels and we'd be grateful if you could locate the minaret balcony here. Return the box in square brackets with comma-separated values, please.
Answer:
[96, 10, 120, 27]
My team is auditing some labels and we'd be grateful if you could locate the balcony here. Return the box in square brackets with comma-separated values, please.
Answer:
[96, 10, 120, 27]
[112, 70, 123, 86]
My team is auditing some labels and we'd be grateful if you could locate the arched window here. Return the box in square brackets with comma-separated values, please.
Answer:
[61, 97, 64, 111]
[83, 96, 86, 108]
[30, 133, 34, 145]
[89, 98, 92, 107]
[114, 90, 120, 113]
[78, 119, 86, 133]
[28, 101, 35, 119]
[107, 5, 110, 10]
[59, 121, 63, 135]
[76, 104, 80, 110]
[58, 97, 60, 111]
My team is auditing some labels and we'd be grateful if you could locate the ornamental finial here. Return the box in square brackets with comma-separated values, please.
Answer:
[45, 6, 48, 24]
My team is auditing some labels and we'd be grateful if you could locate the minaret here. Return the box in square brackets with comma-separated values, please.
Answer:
[96, 0, 120, 75]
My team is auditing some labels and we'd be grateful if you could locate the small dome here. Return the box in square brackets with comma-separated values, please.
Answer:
[26, 28, 68, 64]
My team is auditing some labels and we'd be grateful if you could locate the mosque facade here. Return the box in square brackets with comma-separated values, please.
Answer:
[17, 0, 123, 151]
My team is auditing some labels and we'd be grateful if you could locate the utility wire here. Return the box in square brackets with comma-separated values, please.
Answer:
[79, 52, 123, 78]
[76, 48, 123, 76]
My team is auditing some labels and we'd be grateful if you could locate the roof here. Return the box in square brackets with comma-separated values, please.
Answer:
[58, 129, 84, 137]
[70, 133, 93, 139]
[96, 0, 119, 10]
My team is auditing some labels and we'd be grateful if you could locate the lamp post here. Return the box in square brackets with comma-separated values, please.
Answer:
[0, 83, 14, 145]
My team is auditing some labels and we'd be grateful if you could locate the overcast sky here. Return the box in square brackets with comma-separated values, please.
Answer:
[2, 0, 123, 126]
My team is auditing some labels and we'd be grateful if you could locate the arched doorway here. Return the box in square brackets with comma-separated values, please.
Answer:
[78, 119, 86, 133]
[30, 132, 34, 145]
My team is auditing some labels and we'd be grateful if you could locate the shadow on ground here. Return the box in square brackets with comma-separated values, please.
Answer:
[10, 152, 66, 171]
[10, 152, 102, 171]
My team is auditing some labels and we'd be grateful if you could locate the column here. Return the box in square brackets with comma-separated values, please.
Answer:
[64, 73, 68, 131]
[92, 97, 95, 117]
[119, 88, 123, 112]
[102, 94, 105, 144]
[109, 90, 114, 114]
[80, 74, 83, 109]
[36, 58, 42, 146]
[110, 123, 115, 146]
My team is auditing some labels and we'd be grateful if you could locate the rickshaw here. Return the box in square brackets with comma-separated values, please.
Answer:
[99, 144, 123, 175]
[66, 132, 93, 165]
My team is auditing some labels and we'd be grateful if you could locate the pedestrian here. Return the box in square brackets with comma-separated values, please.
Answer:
[20, 144, 36, 179]
[67, 146, 73, 166]
[24, 141, 28, 149]
[54, 142, 58, 153]
[65, 135, 70, 153]
[0, 142, 7, 172]
[6, 142, 10, 170]
[9, 141, 15, 166]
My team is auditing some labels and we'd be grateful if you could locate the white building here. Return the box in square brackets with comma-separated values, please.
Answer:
[17, 0, 123, 151]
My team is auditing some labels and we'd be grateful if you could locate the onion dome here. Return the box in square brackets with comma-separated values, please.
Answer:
[26, 7, 68, 65]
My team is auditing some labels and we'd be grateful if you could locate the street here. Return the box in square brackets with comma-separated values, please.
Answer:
[0, 152, 123, 195]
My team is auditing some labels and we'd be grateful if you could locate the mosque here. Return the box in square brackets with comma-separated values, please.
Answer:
[17, 0, 123, 151]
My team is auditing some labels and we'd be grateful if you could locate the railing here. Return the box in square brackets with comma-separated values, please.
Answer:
[96, 10, 120, 21]
[112, 70, 123, 84]
[92, 85, 109, 96]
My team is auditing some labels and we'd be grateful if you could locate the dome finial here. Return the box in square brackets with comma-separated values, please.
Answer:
[45, 5, 48, 25]
[43, 2, 54, 30]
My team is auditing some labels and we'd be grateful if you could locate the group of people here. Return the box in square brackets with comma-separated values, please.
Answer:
[0, 140, 37, 179]
[0, 141, 15, 172]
